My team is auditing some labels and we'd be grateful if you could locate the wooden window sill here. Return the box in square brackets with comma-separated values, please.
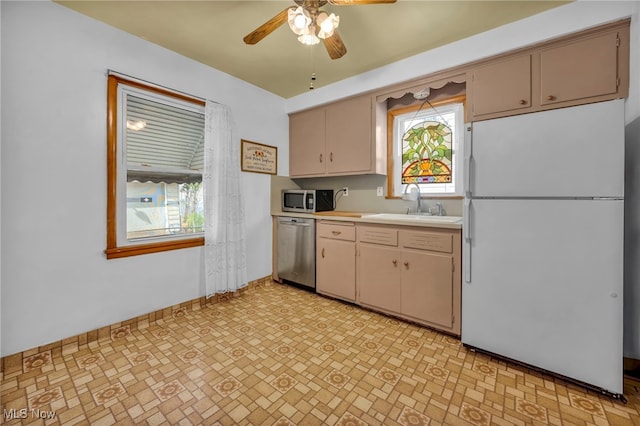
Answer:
[105, 237, 204, 259]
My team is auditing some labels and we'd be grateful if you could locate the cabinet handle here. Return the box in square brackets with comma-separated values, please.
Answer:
[519, 99, 527, 105]
[322, 248, 325, 258]
[546, 95, 556, 101]
[331, 231, 342, 236]
[330, 152, 333, 162]
[319, 153, 323, 163]
[404, 261, 409, 268]
[392, 259, 398, 266]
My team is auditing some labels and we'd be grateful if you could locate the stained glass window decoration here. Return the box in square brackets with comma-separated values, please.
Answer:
[401, 116, 453, 185]
[392, 101, 464, 196]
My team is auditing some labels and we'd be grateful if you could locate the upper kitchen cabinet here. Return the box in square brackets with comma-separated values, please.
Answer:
[468, 20, 629, 121]
[289, 107, 326, 177]
[325, 95, 372, 175]
[470, 54, 532, 117]
[538, 29, 626, 107]
[289, 94, 385, 178]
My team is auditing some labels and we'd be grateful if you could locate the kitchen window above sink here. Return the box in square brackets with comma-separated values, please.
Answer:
[388, 97, 465, 199]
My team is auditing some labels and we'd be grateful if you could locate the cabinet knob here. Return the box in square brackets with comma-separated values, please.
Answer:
[392, 259, 398, 266]
[331, 231, 342, 236]
[330, 152, 333, 162]
[403, 261, 409, 268]
[319, 153, 323, 163]
[321, 248, 325, 258]
[546, 95, 556, 101]
[519, 99, 527, 105]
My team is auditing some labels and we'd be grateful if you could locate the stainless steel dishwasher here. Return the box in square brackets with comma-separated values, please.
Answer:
[277, 216, 315, 290]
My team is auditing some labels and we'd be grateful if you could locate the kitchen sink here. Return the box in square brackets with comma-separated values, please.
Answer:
[363, 213, 462, 223]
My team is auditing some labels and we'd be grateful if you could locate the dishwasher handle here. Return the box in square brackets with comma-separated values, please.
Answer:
[279, 219, 312, 227]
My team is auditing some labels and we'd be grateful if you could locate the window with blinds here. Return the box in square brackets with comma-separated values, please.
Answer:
[125, 95, 204, 184]
[104, 76, 206, 249]
[122, 92, 205, 240]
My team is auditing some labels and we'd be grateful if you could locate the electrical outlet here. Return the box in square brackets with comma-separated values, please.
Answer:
[377, 186, 383, 197]
[342, 187, 349, 197]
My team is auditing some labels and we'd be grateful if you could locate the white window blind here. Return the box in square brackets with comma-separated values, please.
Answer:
[125, 94, 205, 184]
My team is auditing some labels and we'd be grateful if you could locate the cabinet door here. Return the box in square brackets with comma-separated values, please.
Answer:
[316, 238, 356, 301]
[325, 95, 372, 175]
[289, 107, 326, 177]
[540, 31, 619, 106]
[471, 55, 531, 117]
[401, 250, 453, 328]
[358, 244, 401, 313]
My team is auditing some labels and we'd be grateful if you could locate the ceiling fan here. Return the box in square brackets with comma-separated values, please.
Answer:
[243, 0, 397, 60]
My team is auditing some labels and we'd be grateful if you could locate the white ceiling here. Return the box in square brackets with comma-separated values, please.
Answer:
[56, 0, 569, 98]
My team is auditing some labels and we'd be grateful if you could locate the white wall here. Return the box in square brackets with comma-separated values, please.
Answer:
[286, 1, 640, 359]
[0, 1, 288, 356]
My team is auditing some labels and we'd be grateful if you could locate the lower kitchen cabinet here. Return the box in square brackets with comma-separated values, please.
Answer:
[358, 243, 401, 313]
[357, 224, 461, 335]
[400, 249, 454, 329]
[316, 221, 356, 302]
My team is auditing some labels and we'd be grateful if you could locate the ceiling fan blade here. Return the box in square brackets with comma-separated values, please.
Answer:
[243, 7, 292, 45]
[323, 30, 347, 60]
[328, 0, 396, 4]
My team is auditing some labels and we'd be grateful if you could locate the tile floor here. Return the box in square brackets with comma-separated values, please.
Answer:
[1, 281, 639, 425]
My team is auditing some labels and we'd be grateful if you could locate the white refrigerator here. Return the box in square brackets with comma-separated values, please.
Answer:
[462, 99, 625, 396]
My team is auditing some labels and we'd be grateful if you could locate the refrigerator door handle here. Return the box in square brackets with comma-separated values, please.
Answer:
[464, 124, 472, 196]
[463, 198, 472, 283]
[463, 199, 471, 243]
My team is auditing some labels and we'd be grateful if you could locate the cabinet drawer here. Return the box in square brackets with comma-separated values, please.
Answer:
[400, 230, 452, 253]
[358, 226, 398, 246]
[317, 222, 355, 241]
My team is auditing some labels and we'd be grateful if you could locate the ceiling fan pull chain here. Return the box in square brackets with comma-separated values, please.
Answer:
[309, 71, 316, 90]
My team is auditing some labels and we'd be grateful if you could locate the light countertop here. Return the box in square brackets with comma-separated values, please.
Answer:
[272, 211, 462, 230]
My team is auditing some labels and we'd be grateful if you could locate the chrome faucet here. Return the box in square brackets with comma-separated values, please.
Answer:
[404, 183, 421, 214]
[427, 201, 445, 216]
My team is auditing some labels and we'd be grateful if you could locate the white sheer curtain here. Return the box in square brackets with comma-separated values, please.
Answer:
[203, 101, 248, 297]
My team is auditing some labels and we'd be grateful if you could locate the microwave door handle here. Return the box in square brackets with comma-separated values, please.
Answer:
[303, 190, 310, 211]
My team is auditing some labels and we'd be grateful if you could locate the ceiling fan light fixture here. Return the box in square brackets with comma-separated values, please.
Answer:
[316, 12, 339, 39]
[288, 6, 311, 35]
[298, 24, 320, 45]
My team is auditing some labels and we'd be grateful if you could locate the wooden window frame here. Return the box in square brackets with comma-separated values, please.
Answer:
[105, 75, 205, 259]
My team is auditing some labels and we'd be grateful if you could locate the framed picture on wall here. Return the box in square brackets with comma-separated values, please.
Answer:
[240, 139, 277, 175]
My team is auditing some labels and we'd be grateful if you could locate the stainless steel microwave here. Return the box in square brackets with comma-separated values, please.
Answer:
[282, 189, 334, 213]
